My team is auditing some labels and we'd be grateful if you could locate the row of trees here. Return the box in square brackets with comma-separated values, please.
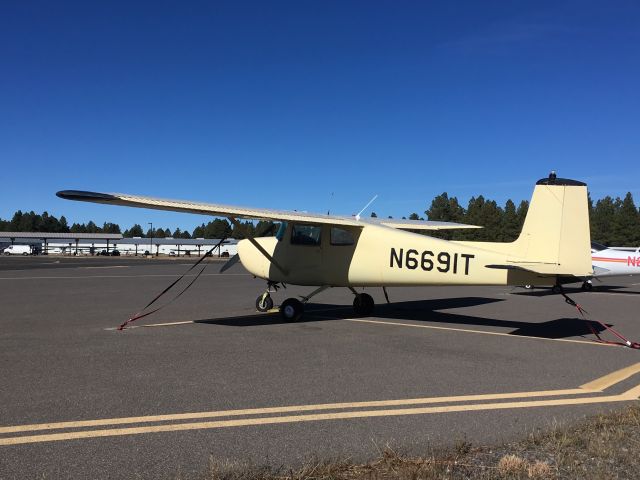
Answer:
[0, 211, 277, 240]
[414, 192, 640, 246]
[1, 192, 639, 245]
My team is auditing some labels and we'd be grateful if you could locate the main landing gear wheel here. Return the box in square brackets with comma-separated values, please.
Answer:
[255, 293, 274, 312]
[353, 293, 375, 316]
[551, 284, 562, 294]
[280, 298, 304, 322]
[581, 281, 593, 291]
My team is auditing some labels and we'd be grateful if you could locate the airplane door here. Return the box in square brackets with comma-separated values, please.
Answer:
[285, 223, 323, 284]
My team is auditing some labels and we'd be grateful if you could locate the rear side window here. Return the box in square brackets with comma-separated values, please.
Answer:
[291, 224, 321, 245]
[330, 227, 355, 246]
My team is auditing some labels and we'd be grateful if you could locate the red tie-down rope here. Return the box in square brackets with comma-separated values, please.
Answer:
[559, 290, 640, 349]
[117, 243, 220, 331]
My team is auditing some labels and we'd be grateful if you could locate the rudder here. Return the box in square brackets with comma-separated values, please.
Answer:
[509, 174, 592, 276]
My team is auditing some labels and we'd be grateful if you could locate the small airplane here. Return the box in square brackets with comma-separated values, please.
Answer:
[57, 172, 593, 321]
[584, 243, 640, 289]
[523, 242, 640, 292]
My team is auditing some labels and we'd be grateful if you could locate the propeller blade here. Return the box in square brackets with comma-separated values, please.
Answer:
[220, 253, 240, 273]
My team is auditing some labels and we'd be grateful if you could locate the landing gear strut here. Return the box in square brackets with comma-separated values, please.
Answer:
[256, 281, 282, 313]
[279, 285, 330, 322]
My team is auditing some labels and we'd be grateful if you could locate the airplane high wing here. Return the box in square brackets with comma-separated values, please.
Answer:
[55, 190, 481, 231]
[56, 174, 593, 322]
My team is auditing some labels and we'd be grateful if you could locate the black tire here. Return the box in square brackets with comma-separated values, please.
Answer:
[551, 285, 562, 294]
[280, 298, 304, 322]
[353, 293, 375, 316]
[22, 252, 28, 256]
[255, 294, 274, 312]
[581, 281, 593, 291]
[524, 284, 533, 290]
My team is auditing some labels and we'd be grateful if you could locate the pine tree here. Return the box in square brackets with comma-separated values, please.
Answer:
[192, 224, 206, 238]
[124, 224, 144, 237]
[102, 222, 121, 234]
[612, 193, 639, 245]
[85, 221, 100, 233]
[255, 220, 276, 236]
[59, 216, 69, 232]
[501, 199, 520, 242]
[425, 193, 465, 239]
[591, 196, 616, 245]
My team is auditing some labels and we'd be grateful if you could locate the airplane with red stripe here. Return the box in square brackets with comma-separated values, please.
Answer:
[524, 242, 639, 291]
[587, 242, 640, 288]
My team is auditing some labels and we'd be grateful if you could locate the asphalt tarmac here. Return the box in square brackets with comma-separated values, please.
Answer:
[1, 256, 639, 479]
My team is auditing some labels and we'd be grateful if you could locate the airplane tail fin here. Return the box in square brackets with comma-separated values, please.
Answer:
[505, 174, 592, 276]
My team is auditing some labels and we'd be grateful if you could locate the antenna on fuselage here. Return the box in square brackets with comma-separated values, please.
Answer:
[355, 194, 378, 221]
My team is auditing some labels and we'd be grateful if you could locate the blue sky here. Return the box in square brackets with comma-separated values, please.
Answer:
[1, 1, 639, 231]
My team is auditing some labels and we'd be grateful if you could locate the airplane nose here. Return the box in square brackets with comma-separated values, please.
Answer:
[237, 238, 272, 279]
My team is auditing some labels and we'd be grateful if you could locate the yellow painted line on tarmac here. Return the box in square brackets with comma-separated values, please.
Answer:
[141, 320, 197, 328]
[1, 363, 638, 437]
[103, 321, 197, 330]
[346, 318, 619, 348]
[0, 389, 586, 435]
[580, 363, 640, 391]
[1, 384, 639, 446]
[110, 307, 350, 330]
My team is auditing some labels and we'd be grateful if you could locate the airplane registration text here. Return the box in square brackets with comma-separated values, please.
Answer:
[390, 248, 475, 275]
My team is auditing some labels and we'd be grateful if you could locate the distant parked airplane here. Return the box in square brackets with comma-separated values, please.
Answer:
[57, 173, 592, 320]
[525, 242, 640, 291]
[586, 243, 640, 289]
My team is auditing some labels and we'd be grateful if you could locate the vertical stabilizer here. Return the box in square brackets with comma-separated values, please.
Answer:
[508, 174, 592, 275]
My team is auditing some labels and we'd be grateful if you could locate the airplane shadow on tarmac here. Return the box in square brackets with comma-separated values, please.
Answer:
[193, 296, 607, 340]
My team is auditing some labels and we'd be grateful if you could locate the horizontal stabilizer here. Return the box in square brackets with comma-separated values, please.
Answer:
[593, 265, 611, 275]
[485, 263, 580, 276]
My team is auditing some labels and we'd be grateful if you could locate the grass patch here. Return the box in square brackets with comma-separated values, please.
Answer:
[193, 403, 640, 479]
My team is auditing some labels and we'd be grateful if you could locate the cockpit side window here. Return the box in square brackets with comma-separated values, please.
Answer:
[291, 224, 322, 246]
[330, 227, 355, 246]
[590, 241, 607, 252]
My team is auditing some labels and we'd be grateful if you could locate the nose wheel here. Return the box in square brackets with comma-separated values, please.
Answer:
[255, 293, 274, 312]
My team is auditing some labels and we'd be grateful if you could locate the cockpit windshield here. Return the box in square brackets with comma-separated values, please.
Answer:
[275, 222, 288, 241]
[591, 241, 608, 252]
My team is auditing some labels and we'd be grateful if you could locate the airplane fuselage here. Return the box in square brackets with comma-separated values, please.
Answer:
[238, 224, 556, 288]
[592, 247, 640, 278]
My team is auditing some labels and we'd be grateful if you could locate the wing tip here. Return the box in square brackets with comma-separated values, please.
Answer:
[56, 190, 118, 202]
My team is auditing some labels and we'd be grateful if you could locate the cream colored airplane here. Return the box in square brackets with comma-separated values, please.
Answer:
[57, 173, 592, 321]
